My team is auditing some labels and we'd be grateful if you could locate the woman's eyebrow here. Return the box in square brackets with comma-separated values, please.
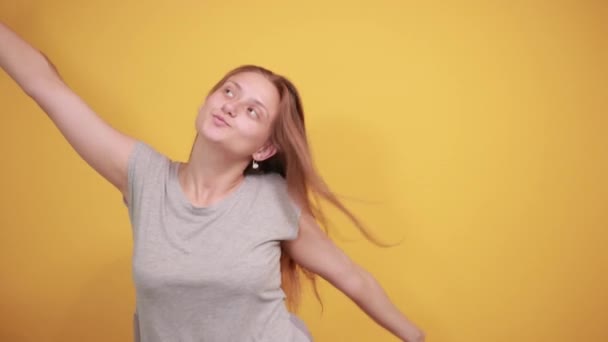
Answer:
[228, 80, 269, 116]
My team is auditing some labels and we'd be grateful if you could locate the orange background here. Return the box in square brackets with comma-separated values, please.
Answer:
[1, 1, 606, 341]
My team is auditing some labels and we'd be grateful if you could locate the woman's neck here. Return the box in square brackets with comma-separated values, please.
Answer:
[178, 135, 248, 207]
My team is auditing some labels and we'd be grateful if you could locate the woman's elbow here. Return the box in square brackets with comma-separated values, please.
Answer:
[342, 266, 372, 300]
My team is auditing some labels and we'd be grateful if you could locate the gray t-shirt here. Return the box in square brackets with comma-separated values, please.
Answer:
[124, 141, 312, 342]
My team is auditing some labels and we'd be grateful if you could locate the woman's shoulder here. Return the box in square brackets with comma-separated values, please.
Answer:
[246, 172, 291, 201]
[246, 173, 301, 234]
[130, 140, 172, 167]
[247, 172, 286, 187]
[247, 172, 301, 209]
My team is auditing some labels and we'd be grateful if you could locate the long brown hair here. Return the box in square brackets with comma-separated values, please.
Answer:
[203, 65, 391, 312]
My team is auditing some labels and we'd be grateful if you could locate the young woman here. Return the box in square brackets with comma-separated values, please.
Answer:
[1, 21, 425, 342]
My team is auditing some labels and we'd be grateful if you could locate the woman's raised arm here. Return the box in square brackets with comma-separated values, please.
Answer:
[1, 21, 137, 200]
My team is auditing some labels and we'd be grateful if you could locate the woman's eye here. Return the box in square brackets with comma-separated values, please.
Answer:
[224, 88, 233, 97]
[247, 107, 258, 118]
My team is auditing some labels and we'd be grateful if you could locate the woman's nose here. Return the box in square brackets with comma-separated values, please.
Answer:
[221, 101, 237, 117]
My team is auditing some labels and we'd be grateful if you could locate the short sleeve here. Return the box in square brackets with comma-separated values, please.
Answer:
[264, 174, 303, 240]
[123, 140, 170, 223]
[286, 200, 303, 240]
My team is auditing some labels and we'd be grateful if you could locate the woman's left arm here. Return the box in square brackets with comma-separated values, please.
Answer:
[283, 212, 426, 342]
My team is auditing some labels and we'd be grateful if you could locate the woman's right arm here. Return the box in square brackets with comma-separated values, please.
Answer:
[1, 21, 136, 201]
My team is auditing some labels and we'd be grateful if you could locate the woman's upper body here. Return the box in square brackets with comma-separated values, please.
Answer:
[125, 139, 312, 341]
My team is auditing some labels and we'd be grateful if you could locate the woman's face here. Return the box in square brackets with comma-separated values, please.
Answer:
[196, 71, 281, 160]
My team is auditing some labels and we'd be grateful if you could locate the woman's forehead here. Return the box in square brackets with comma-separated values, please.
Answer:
[225, 72, 280, 112]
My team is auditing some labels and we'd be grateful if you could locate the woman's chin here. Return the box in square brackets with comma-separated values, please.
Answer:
[199, 125, 230, 143]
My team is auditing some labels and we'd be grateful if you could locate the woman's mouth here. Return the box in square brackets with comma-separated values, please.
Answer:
[212, 114, 231, 127]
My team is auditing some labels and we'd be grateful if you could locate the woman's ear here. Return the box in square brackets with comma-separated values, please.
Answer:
[253, 142, 277, 162]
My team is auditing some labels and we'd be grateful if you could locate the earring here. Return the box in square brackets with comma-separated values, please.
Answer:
[252, 160, 259, 169]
